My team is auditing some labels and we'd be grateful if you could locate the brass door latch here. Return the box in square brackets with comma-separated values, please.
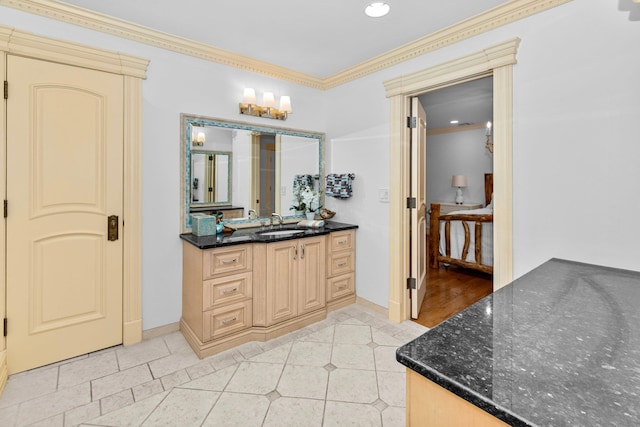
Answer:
[108, 215, 119, 241]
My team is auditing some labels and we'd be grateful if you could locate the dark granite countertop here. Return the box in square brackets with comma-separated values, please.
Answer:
[396, 258, 640, 427]
[180, 220, 358, 249]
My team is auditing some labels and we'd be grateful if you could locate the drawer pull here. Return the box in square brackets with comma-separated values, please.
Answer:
[221, 316, 237, 325]
[222, 287, 238, 295]
[337, 284, 347, 290]
[338, 240, 346, 245]
[222, 258, 238, 265]
[337, 262, 347, 267]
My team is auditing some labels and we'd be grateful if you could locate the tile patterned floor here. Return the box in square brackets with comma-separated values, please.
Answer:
[0, 304, 429, 427]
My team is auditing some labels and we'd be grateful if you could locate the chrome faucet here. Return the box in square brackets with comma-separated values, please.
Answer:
[248, 209, 257, 219]
[271, 213, 283, 226]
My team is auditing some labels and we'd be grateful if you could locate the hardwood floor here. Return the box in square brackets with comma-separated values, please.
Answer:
[413, 265, 493, 328]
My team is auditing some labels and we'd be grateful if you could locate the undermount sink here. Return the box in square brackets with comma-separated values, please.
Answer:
[258, 229, 306, 237]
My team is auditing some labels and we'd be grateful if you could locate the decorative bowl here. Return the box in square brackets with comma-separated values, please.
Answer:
[320, 208, 336, 219]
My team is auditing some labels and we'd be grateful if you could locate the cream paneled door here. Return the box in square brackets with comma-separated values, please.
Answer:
[6, 55, 124, 374]
[410, 97, 427, 319]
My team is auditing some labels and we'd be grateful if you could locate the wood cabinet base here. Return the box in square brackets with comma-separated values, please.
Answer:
[181, 308, 327, 359]
[406, 369, 508, 427]
[327, 293, 356, 312]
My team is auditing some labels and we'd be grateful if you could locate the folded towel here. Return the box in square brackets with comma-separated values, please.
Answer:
[297, 219, 325, 228]
[325, 173, 353, 198]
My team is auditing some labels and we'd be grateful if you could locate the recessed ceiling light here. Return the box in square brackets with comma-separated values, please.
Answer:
[450, 120, 459, 125]
[365, 2, 390, 18]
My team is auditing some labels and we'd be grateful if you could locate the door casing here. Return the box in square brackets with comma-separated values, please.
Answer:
[384, 38, 520, 322]
[0, 25, 148, 392]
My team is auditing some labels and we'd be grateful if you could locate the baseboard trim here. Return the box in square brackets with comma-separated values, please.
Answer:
[355, 296, 389, 317]
[142, 322, 180, 341]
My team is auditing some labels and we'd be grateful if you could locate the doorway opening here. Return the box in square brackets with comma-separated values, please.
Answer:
[259, 135, 277, 217]
[384, 38, 520, 323]
[413, 77, 495, 328]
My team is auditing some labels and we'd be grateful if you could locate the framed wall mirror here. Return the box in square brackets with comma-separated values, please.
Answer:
[181, 114, 325, 232]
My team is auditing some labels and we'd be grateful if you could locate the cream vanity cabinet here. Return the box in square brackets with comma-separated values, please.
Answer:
[181, 227, 356, 358]
[253, 235, 326, 327]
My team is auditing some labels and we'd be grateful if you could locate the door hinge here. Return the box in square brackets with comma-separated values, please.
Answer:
[406, 197, 416, 209]
[3, 318, 7, 337]
[3, 200, 7, 218]
[407, 278, 417, 290]
[3, 80, 7, 100]
[407, 116, 416, 128]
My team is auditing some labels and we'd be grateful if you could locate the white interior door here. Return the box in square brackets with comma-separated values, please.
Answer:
[6, 55, 124, 374]
[410, 98, 428, 319]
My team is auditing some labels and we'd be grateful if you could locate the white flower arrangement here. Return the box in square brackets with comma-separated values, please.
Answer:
[301, 186, 322, 213]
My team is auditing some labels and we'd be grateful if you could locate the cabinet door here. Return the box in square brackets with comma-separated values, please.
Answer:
[265, 240, 298, 325]
[298, 236, 326, 314]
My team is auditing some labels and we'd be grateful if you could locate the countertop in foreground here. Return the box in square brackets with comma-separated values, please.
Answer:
[397, 258, 640, 426]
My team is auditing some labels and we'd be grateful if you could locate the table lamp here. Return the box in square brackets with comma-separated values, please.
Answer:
[452, 175, 467, 204]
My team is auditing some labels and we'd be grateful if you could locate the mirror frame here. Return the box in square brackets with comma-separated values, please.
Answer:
[181, 113, 325, 233]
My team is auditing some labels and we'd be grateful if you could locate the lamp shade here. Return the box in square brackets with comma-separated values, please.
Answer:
[451, 175, 467, 187]
[263, 92, 276, 108]
[242, 88, 256, 104]
[279, 95, 292, 113]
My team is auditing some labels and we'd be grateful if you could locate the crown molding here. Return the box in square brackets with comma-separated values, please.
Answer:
[0, 0, 571, 90]
[0, 0, 324, 89]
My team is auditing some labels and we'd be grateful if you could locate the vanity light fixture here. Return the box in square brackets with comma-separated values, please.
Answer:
[239, 88, 292, 121]
[365, 2, 390, 18]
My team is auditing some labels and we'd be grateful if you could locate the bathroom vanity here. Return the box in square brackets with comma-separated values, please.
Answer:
[180, 222, 357, 358]
[397, 259, 640, 426]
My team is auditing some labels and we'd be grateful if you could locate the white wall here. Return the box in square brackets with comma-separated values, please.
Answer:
[0, 6, 327, 330]
[326, 0, 640, 308]
[426, 128, 494, 208]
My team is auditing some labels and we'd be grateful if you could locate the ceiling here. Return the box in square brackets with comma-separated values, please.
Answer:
[419, 77, 493, 130]
[57, 0, 510, 78]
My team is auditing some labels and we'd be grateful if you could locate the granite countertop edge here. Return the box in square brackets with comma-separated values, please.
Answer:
[180, 221, 358, 249]
[396, 351, 536, 427]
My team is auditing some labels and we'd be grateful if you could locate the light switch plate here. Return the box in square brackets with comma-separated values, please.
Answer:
[378, 188, 389, 203]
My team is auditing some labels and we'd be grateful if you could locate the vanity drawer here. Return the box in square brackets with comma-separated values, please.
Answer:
[327, 272, 355, 301]
[328, 251, 355, 277]
[203, 272, 252, 310]
[329, 230, 355, 252]
[203, 245, 252, 279]
[202, 300, 252, 341]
